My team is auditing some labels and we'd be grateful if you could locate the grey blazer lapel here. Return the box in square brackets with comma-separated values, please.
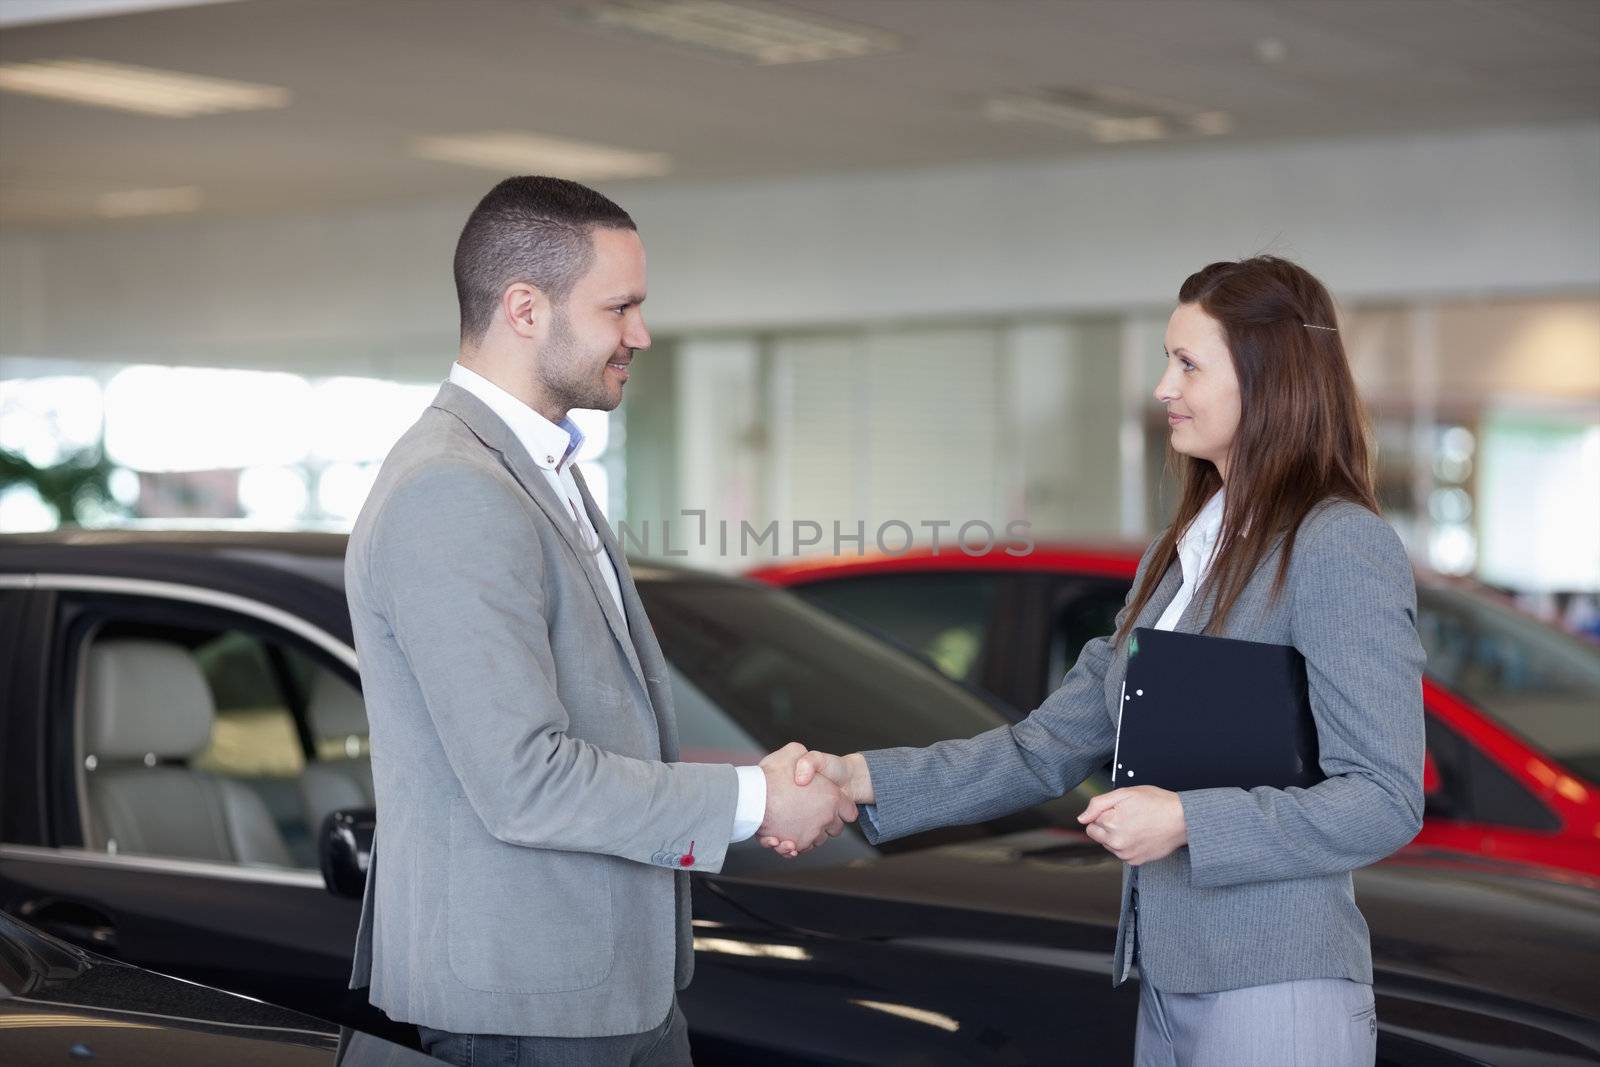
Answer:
[569, 466, 651, 691]
[430, 383, 646, 689]
[1175, 564, 1216, 633]
[1173, 526, 1295, 636]
[571, 467, 680, 756]
[1141, 557, 1188, 631]
[1106, 557, 1183, 696]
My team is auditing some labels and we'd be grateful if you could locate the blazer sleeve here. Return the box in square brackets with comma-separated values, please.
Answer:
[1179, 504, 1427, 889]
[367, 462, 740, 872]
[856, 536, 1166, 845]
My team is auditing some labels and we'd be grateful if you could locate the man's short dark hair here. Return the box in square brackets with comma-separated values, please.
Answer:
[453, 176, 636, 346]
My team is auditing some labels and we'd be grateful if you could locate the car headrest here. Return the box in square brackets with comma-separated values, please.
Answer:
[84, 640, 215, 762]
[308, 669, 368, 742]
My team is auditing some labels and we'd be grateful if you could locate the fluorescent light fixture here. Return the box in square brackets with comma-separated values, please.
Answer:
[412, 132, 671, 181]
[0, 1, 246, 30]
[95, 185, 202, 217]
[0, 58, 289, 117]
[985, 94, 1169, 143]
[1190, 111, 1234, 136]
[985, 86, 1231, 144]
[585, 0, 898, 65]
[1090, 116, 1169, 143]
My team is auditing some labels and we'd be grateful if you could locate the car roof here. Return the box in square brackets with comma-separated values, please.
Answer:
[0, 528, 746, 652]
[746, 538, 1498, 600]
[0, 528, 736, 589]
[749, 542, 1148, 585]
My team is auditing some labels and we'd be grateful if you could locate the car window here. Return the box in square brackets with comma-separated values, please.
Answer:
[788, 573, 1000, 685]
[59, 602, 368, 872]
[1417, 584, 1600, 784]
[191, 631, 306, 778]
[1423, 712, 1559, 831]
[1048, 580, 1133, 690]
[641, 579, 1098, 861]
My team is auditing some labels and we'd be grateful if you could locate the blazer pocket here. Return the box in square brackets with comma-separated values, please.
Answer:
[445, 798, 616, 994]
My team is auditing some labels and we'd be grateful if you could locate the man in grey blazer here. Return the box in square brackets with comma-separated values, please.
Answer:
[344, 176, 855, 1065]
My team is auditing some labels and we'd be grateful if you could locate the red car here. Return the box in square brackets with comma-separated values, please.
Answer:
[750, 544, 1600, 879]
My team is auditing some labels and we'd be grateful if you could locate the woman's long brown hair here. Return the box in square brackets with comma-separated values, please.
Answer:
[1113, 256, 1380, 646]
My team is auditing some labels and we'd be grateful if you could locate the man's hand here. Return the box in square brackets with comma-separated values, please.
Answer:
[758, 749, 875, 855]
[1077, 786, 1188, 866]
[756, 743, 858, 859]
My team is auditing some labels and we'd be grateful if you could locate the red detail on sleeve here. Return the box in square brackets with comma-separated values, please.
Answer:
[679, 841, 696, 867]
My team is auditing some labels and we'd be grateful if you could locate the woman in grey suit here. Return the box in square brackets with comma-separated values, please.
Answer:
[770, 255, 1425, 1066]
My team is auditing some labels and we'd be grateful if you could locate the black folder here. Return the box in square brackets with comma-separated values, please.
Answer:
[1110, 627, 1325, 792]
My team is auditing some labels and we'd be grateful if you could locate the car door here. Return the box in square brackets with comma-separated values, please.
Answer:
[0, 579, 409, 1044]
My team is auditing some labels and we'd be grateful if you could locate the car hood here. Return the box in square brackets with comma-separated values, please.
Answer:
[0, 914, 430, 1067]
[716, 830, 1600, 1023]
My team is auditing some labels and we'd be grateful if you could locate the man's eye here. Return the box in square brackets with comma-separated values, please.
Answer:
[1181, 358, 1197, 372]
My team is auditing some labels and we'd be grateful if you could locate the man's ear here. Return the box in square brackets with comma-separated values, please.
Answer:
[501, 281, 550, 342]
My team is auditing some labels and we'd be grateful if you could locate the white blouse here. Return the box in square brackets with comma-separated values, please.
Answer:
[1154, 488, 1226, 632]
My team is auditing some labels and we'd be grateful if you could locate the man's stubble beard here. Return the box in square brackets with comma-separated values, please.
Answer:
[535, 306, 621, 415]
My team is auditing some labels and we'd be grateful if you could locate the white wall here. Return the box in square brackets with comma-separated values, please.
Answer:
[2, 123, 1596, 377]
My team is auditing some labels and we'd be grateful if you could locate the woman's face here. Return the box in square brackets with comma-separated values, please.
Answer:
[1156, 302, 1243, 482]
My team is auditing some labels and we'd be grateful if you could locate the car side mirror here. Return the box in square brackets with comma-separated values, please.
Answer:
[320, 807, 375, 899]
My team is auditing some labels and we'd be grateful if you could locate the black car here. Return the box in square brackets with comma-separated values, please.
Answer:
[1, 530, 1597, 1065]
[0, 908, 433, 1066]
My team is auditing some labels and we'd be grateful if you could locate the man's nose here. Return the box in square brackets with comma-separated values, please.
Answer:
[626, 316, 651, 352]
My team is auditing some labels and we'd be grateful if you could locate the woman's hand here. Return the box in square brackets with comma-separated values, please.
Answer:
[1078, 786, 1188, 866]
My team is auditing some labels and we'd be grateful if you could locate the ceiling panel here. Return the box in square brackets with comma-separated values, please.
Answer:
[0, 0, 1595, 225]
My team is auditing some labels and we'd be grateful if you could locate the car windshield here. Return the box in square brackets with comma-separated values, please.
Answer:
[637, 578, 1095, 856]
[1417, 583, 1600, 784]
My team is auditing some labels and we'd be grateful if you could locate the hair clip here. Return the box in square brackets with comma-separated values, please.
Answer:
[1303, 323, 1338, 331]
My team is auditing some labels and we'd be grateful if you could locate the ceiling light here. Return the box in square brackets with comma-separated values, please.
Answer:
[985, 95, 1168, 143]
[1090, 116, 1169, 143]
[0, 1, 246, 31]
[411, 133, 671, 181]
[985, 86, 1231, 144]
[1255, 38, 1289, 64]
[95, 185, 202, 217]
[0, 58, 289, 117]
[584, 0, 898, 65]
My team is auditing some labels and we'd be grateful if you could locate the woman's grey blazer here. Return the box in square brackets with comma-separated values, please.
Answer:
[858, 498, 1426, 993]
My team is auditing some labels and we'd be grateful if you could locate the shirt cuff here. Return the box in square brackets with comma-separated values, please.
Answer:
[730, 764, 767, 842]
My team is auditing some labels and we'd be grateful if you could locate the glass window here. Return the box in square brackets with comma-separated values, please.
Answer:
[641, 579, 1097, 863]
[1423, 713, 1558, 831]
[1417, 583, 1600, 784]
[788, 573, 999, 685]
[191, 630, 305, 778]
[1048, 580, 1133, 691]
[67, 609, 366, 871]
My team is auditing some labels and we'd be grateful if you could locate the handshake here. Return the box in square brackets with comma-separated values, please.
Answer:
[754, 742, 876, 858]
[748, 743, 1185, 865]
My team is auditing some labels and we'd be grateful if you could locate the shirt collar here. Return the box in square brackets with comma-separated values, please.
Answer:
[449, 362, 582, 472]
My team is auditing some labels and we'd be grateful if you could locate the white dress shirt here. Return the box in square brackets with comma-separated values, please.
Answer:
[448, 363, 766, 841]
[1154, 488, 1226, 632]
